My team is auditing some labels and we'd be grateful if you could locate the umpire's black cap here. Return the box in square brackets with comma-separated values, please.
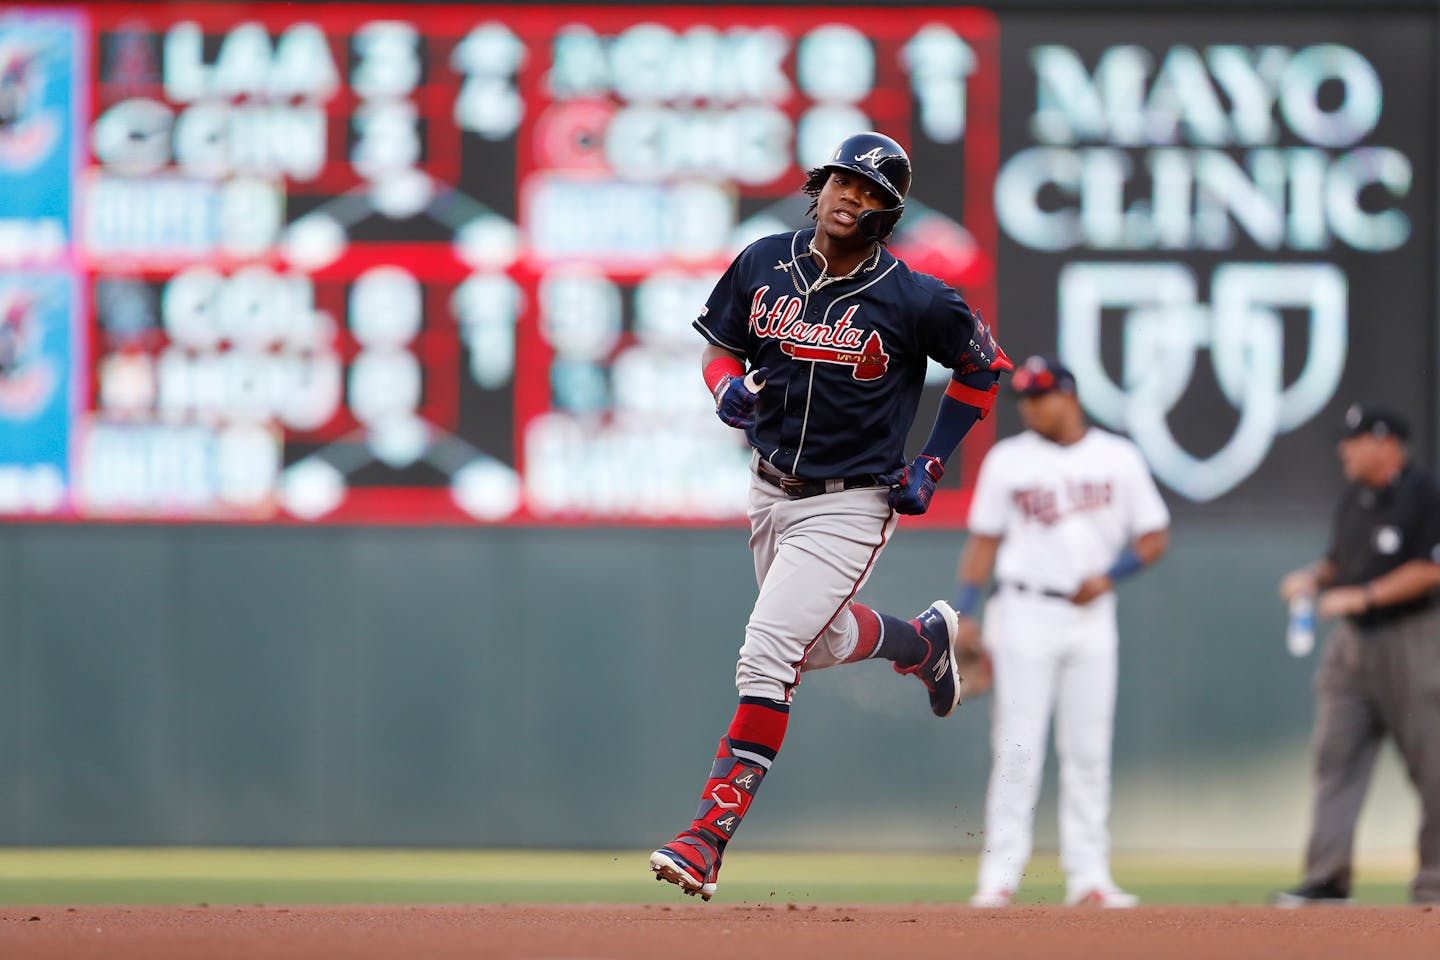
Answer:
[1011, 355, 1076, 397]
[1341, 402, 1410, 442]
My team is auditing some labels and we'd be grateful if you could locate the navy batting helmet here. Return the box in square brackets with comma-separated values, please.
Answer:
[821, 131, 911, 241]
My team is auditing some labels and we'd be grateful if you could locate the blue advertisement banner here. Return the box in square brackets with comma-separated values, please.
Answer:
[0, 271, 76, 513]
[0, 9, 84, 260]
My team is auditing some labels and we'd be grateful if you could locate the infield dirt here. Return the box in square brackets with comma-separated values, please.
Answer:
[2, 903, 1438, 960]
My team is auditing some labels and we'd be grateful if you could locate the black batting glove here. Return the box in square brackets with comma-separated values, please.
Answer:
[887, 454, 944, 515]
[714, 367, 767, 430]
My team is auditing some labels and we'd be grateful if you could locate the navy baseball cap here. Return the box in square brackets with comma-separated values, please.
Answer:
[1341, 402, 1410, 441]
[1011, 355, 1076, 397]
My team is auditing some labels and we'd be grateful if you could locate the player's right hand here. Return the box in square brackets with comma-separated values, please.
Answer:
[1279, 568, 1319, 601]
[715, 367, 767, 430]
[887, 454, 943, 515]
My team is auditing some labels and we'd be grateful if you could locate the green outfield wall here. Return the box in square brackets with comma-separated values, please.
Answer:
[5, 518, 1422, 856]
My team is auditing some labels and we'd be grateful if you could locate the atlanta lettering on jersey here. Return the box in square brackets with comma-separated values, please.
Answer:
[748, 285, 890, 381]
[1013, 479, 1115, 525]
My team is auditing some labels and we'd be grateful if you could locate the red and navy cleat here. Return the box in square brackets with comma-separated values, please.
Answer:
[896, 601, 962, 717]
[649, 830, 722, 901]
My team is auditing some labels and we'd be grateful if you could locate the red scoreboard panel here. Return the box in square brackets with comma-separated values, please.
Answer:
[0, 4, 999, 524]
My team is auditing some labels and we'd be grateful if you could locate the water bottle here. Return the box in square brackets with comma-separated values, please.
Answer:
[1287, 593, 1316, 657]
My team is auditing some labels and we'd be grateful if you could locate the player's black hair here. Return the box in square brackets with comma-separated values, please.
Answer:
[801, 166, 828, 219]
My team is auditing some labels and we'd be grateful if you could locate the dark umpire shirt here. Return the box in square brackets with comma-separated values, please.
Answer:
[1326, 462, 1440, 627]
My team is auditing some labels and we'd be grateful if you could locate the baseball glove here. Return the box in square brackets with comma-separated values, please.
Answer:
[956, 646, 993, 699]
[953, 616, 992, 698]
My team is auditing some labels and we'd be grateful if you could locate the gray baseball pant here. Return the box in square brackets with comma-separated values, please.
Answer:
[1302, 602, 1440, 903]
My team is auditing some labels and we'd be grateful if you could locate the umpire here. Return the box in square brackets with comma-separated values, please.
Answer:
[1273, 403, 1440, 906]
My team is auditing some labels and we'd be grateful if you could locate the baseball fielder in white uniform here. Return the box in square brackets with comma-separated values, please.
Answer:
[953, 355, 1170, 908]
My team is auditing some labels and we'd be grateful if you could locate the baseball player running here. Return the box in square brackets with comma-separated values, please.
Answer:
[648, 131, 1012, 901]
[953, 355, 1169, 908]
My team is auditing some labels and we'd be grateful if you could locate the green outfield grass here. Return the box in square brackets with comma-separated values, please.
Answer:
[0, 848, 1414, 906]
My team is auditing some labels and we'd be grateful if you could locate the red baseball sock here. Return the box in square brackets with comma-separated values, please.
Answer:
[844, 602, 926, 667]
[843, 603, 885, 662]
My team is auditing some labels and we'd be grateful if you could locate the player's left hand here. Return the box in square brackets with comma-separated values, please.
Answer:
[887, 455, 943, 515]
[1069, 574, 1113, 605]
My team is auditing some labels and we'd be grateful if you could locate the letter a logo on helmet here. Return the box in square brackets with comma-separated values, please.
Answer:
[823, 131, 912, 242]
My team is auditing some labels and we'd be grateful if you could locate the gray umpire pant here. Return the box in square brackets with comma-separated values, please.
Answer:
[1303, 602, 1440, 903]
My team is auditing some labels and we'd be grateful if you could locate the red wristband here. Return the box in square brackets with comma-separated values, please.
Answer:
[945, 378, 999, 418]
[703, 355, 745, 396]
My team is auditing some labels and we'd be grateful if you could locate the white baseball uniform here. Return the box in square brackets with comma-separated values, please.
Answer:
[966, 426, 1169, 900]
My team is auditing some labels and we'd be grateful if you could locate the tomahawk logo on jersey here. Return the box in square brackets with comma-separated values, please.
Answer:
[693, 227, 1002, 479]
[748, 287, 890, 380]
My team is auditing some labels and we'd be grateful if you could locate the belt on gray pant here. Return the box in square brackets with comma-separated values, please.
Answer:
[756, 468, 884, 500]
[1000, 580, 1070, 600]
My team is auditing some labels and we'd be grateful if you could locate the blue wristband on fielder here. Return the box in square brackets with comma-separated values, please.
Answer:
[1107, 546, 1144, 581]
[952, 582, 982, 617]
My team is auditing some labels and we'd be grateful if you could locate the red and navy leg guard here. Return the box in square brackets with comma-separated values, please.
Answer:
[693, 747, 766, 841]
[689, 697, 788, 845]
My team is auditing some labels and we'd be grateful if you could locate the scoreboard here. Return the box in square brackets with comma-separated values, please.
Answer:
[0, 4, 1000, 524]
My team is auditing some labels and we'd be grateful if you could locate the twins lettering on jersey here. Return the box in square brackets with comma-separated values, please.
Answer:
[1014, 479, 1114, 525]
[748, 285, 890, 381]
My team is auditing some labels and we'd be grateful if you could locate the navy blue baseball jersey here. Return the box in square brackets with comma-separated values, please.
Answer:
[693, 227, 1004, 479]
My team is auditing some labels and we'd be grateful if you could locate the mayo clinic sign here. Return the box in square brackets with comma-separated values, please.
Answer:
[995, 25, 1429, 505]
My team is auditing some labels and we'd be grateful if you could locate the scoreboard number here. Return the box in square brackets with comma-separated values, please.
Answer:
[0, 4, 1000, 524]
